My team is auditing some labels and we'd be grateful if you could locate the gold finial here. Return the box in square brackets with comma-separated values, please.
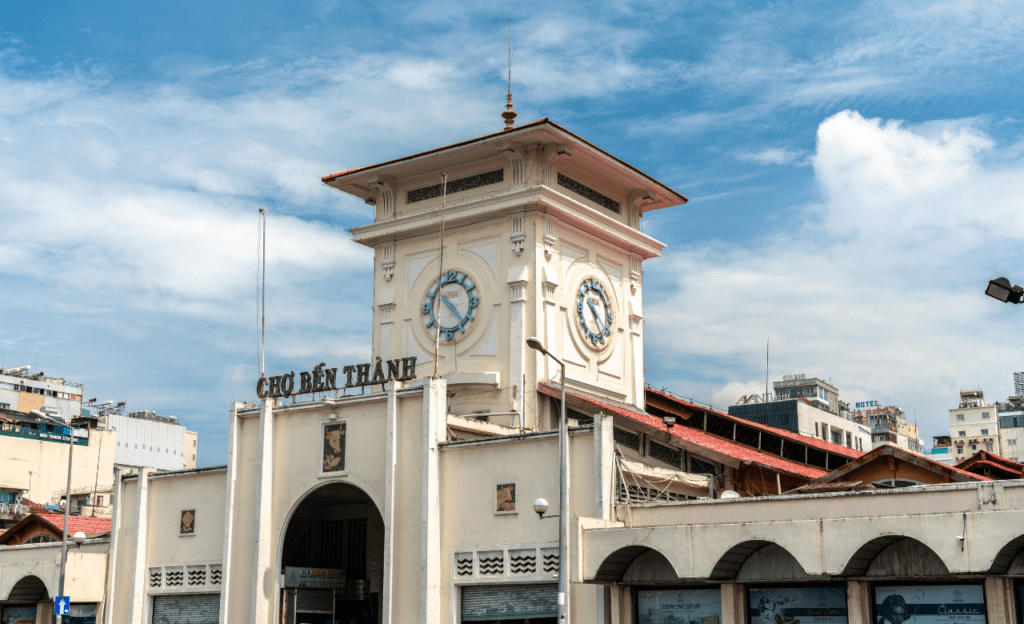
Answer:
[503, 12, 517, 131]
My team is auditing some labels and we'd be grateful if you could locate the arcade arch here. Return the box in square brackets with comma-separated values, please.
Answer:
[843, 536, 949, 577]
[279, 481, 384, 624]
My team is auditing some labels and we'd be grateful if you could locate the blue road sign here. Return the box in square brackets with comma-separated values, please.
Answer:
[54, 596, 70, 615]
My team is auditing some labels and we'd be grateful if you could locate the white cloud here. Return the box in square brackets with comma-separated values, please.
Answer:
[646, 110, 1024, 441]
[736, 147, 809, 167]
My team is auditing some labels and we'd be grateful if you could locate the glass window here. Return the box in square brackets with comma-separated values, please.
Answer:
[959, 431, 966, 436]
[957, 414, 965, 421]
[981, 429, 989, 435]
[638, 588, 721, 624]
[971, 444, 977, 450]
[983, 412, 991, 419]
[986, 444, 994, 452]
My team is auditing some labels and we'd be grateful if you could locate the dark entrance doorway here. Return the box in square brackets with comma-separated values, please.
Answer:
[280, 482, 383, 624]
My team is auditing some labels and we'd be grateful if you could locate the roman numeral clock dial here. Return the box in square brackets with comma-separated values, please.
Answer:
[422, 270, 479, 341]
[576, 277, 614, 349]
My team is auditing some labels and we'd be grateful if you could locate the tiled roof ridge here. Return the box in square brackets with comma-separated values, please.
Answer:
[645, 386, 863, 459]
[539, 382, 826, 480]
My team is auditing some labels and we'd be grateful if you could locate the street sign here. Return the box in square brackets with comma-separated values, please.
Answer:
[54, 596, 70, 615]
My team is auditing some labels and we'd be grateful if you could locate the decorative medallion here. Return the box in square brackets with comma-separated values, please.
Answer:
[180, 509, 195, 536]
[495, 482, 517, 514]
[422, 270, 479, 341]
[575, 277, 613, 348]
[321, 420, 347, 474]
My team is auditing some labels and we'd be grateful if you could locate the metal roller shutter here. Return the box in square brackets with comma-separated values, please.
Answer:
[151, 594, 220, 624]
[461, 583, 557, 621]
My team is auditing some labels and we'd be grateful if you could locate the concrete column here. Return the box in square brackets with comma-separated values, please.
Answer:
[250, 399, 275, 623]
[721, 583, 745, 624]
[379, 289, 396, 362]
[629, 302, 644, 410]
[985, 577, 1015, 624]
[507, 267, 528, 414]
[36, 602, 53, 624]
[127, 467, 151, 624]
[541, 266, 560, 385]
[100, 466, 122, 624]
[382, 383, 399, 624]
[219, 402, 244, 624]
[846, 580, 871, 624]
[420, 378, 446, 624]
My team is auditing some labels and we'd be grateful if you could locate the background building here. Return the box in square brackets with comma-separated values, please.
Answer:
[949, 388, 999, 462]
[0, 367, 83, 421]
[0, 408, 116, 527]
[104, 410, 198, 471]
[849, 403, 924, 453]
[730, 375, 869, 450]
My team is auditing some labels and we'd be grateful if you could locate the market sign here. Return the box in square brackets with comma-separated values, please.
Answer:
[256, 357, 418, 399]
[283, 567, 346, 589]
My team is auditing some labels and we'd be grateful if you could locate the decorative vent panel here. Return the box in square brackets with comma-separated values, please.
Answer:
[557, 173, 620, 213]
[164, 567, 183, 587]
[541, 547, 559, 574]
[147, 562, 222, 593]
[456, 552, 474, 577]
[478, 551, 504, 576]
[509, 549, 536, 575]
[452, 542, 557, 584]
[407, 169, 504, 204]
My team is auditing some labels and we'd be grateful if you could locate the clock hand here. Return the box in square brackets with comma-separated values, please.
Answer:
[439, 293, 464, 323]
[586, 298, 605, 332]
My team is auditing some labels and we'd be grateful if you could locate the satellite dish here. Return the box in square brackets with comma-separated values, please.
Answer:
[720, 490, 741, 499]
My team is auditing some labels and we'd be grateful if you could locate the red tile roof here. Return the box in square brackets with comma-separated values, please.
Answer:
[539, 383, 827, 480]
[956, 450, 1023, 472]
[34, 513, 112, 536]
[645, 387, 863, 460]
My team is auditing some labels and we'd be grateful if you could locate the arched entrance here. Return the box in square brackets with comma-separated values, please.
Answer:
[280, 482, 384, 624]
[3, 576, 48, 624]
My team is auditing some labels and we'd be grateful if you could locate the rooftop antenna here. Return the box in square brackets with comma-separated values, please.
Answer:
[502, 12, 517, 131]
[257, 208, 267, 383]
[765, 335, 770, 422]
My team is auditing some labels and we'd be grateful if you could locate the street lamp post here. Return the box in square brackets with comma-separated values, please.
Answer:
[525, 336, 570, 624]
[31, 408, 77, 624]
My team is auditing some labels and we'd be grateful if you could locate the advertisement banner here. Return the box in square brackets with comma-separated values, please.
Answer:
[750, 586, 848, 624]
[875, 585, 986, 624]
[637, 588, 722, 624]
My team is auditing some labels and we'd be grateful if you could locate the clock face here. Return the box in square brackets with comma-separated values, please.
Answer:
[422, 270, 479, 341]
[576, 277, 613, 348]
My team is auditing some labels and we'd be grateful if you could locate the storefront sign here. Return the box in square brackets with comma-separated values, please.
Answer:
[875, 585, 986, 624]
[750, 586, 848, 624]
[283, 567, 346, 589]
[256, 357, 417, 399]
[856, 401, 881, 409]
[638, 587, 721, 624]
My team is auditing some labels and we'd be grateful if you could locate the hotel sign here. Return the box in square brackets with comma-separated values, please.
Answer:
[855, 401, 880, 409]
[256, 357, 417, 399]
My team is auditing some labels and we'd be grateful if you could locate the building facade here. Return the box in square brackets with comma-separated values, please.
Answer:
[729, 396, 869, 451]
[950, 389, 999, 462]
[0, 368, 84, 421]
[105, 410, 198, 471]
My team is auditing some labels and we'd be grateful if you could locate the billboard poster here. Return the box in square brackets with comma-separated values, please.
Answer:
[749, 586, 848, 624]
[875, 585, 986, 624]
[637, 588, 722, 624]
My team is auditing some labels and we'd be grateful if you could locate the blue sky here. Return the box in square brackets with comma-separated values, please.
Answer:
[2, 1, 1023, 466]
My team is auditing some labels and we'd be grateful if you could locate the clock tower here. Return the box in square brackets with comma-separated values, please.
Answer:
[323, 119, 686, 430]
